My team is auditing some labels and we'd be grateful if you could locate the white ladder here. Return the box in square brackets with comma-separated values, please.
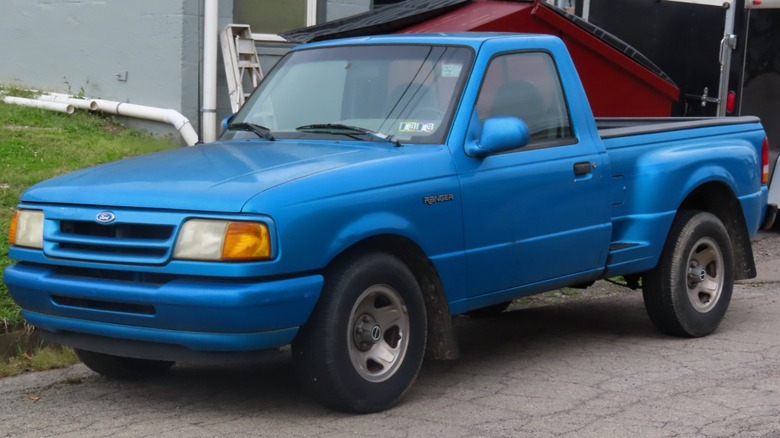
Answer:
[220, 24, 264, 113]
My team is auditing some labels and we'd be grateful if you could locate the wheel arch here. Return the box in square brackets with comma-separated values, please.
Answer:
[677, 181, 756, 280]
[328, 234, 460, 360]
[324, 234, 460, 360]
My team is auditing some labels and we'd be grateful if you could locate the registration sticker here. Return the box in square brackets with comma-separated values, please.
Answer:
[399, 121, 436, 133]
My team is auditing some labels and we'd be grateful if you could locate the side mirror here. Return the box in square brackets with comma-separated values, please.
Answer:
[467, 116, 530, 157]
[220, 114, 236, 131]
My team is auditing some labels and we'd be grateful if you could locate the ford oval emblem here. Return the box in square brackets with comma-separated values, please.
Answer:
[96, 211, 116, 224]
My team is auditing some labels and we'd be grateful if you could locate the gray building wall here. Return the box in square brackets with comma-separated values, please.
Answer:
[1, 1, 180, 107]
[0, 0, 372, 142]
[325, 0, 373, 21]
[0, 0, 234, 142]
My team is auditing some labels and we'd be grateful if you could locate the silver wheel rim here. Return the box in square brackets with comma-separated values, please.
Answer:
[347, 284, 410, 383]
[685, 236, 724, 313]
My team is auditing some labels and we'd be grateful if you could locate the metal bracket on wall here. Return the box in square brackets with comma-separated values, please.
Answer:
[220, 24, 264, 113]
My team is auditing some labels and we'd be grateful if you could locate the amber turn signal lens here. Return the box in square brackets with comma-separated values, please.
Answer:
[8, 210, 19, 246]
[222, 222, 271, 261]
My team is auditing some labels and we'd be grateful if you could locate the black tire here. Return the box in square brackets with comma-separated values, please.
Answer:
[75, 349, 175, 380]
[292, 251, 427, 413]
[643, 210, 734, 337]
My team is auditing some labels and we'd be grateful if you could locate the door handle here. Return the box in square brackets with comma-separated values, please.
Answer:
[574, 162, 592, 176]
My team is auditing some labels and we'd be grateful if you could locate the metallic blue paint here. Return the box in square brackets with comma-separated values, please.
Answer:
[467, 116, 530, 157]
[23, 312, 300, 352]
[5, 263, 321, 350]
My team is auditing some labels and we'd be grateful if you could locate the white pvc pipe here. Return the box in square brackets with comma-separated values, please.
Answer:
[37, 94, 98, 111]
[93, 99, 199, 146]
[306, 0, 317, 26]
[202, 0, 218, 143]
[2, 96, 74, 114]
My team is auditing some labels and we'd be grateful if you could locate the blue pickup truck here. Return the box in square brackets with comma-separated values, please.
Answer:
[4, 33, 770, 412]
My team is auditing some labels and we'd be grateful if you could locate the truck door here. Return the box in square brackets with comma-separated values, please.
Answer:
[457, 50, 611, 298]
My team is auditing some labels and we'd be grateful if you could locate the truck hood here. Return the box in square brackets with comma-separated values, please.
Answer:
[21, 140, 410, 213]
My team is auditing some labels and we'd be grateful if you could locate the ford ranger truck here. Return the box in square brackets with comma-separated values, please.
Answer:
[4, 33, 769, 413]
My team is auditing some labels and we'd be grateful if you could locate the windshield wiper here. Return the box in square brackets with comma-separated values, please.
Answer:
[226, 122, 276, 141]
[296, 123, 401, 147]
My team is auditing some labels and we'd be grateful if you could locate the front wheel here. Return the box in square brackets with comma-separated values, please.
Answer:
[642, 210, 734, 337]
[292, 252, 427, 413]
[75, 349, 174, 380]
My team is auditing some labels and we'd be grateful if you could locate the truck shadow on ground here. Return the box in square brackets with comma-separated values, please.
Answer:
[83, 291, 662, 415]
[454, 290, 658, 353]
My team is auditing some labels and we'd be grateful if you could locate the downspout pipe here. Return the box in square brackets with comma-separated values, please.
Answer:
[202, 0, 218, 143]
[2, 96, 74, 114]
[93, 99, 199, 146]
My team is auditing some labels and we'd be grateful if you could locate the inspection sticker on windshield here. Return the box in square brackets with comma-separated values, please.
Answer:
[442, 64, 462, 77]
[399, 121, 435, 133]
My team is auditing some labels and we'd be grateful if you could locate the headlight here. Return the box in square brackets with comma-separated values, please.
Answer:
[9, 210, 44, 249]
[173, 219, 272, 261]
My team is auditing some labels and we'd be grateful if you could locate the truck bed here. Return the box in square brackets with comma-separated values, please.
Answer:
[597, 116, 761, 139]
[596, 115, 766, 278]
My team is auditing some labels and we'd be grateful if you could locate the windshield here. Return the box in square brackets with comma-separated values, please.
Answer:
[225, 44, 473, 144]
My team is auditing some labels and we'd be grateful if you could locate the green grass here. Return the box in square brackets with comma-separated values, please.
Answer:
[0, 92, 179, 332]
[0, 345, 79, 378]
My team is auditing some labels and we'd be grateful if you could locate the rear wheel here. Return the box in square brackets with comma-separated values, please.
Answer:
[643, 210, 734, 337]
[292, 252, 427, 413]
[75, 349, 174, 380]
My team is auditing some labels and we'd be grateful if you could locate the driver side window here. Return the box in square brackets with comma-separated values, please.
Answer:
[476, 52, 574, 146]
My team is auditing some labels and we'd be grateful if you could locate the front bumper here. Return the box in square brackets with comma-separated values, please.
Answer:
[4, 263, 323, 353]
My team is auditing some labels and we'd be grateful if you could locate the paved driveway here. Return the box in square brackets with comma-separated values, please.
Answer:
[2, 234, 779, 437]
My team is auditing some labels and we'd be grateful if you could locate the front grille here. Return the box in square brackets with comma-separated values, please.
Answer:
[51, 265, 176, 284]
[52, 295, 156, 315]
[44, 215, 178, 265]
[58, 242, 168, 257]
[61, 220, 172, 240]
